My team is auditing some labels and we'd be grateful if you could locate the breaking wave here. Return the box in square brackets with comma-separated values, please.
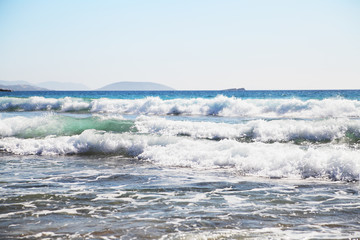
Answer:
[135, 116, 360, 143]
[2, 94, 359, 181]
[1, 96, 360, 118]
[0, 130, 359, 181]
[0, 96, 90, 112]
[1, 114, 360, 143]
[0, 114, 133, 138]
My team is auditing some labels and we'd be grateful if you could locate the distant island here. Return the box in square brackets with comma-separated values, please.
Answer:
[0, 88, 12, 92]
[98, 81, 174, 91]
[0, 80, 179, 91]
[0, 80, 88, 91]
[0, 80, 246, 92]
[0, 80, 175, 91]
[0, 83, 48, 91]
[222, 88, 245, 91]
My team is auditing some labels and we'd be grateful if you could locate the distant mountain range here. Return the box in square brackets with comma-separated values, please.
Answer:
[0, 80, 175, 91]
[98, 81, 174, 91]
[0, 80, 89, 91]
[0, 83, 48, 91]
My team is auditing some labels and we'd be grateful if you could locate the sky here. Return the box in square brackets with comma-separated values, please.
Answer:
[0, 0, 359, 90]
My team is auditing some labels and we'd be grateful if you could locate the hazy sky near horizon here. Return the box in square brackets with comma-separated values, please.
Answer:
[0, 0, 359, 90]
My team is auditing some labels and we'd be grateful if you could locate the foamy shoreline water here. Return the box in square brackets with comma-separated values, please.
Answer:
[1, 155, 359, 239]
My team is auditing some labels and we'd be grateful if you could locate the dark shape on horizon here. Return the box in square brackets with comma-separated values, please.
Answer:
[98, 81, 174, 91]
[0, 88, 12, 92]
[222, 88, 245, 91]
[0, 84, 49, 91]
[0, 80, 89, 91]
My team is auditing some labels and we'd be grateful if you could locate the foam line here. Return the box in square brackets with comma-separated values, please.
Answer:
[1, 96, 360, 118]
[0, 130, 358, 181]
[135, 116, 360, 143]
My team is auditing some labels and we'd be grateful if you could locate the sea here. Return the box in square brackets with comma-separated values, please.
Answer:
[0, 90, 360, 239]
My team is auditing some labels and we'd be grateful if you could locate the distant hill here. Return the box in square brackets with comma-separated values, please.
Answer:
[0, 80, 90, 91]
[37, 81, 89, 91]
[0, 84, 48, 91]
[222, 88, 245, 91]
[98, 81, 174, 91]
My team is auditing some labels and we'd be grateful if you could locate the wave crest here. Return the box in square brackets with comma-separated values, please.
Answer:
[0, 114, 133, 138]
[135, 116, 360, 143]
[1, 96, 360, 118]
[0, 130, 359, 181]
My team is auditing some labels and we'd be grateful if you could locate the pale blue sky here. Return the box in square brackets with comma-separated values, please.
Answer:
[0, 0, 359, 90]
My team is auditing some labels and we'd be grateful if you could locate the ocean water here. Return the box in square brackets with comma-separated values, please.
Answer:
[0, 90, 360, 239]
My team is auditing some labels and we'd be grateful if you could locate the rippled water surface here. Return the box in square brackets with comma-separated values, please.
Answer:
[1, 155, 360, 239]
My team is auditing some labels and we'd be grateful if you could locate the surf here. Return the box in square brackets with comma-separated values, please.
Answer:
[2, 95, 360, 118]
[0, 129, 359, 181]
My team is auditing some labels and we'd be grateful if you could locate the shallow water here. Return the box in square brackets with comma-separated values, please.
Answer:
[1, 90, 360, 239]
[1, 154, 360, 239]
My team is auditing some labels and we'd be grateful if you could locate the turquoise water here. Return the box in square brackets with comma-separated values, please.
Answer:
[2, 89, 360, 100]
[1, 90, 360, 239]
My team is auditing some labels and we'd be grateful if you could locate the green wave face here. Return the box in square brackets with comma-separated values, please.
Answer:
[2, 114, 360, 144]
[62, 116, 135, 135]
[1, 115, 136, 138]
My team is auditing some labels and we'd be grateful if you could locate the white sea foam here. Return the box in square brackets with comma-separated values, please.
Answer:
[140, 139, 360, 181]
[91, 96, 360, 118]
[0, 130, 177, 156]
[0, 96, 90, 112]
[2, 96, 360, 118]
[1, 103, 360, 142]
[135, 116, 360, 142]
[1, 114, 359, 143]
[0, 130, 359, 180]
